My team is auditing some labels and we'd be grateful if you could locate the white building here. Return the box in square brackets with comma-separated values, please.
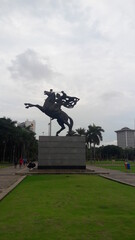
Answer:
[18, 119, 36, 132]
[115, 127, 135, 149]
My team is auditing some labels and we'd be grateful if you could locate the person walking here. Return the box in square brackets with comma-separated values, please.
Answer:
[19, 157, 23, 168]
[23, 158, 27, 166]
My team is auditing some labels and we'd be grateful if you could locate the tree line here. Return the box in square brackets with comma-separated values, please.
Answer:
[0, 117, 38, 163]
[74, 125, 135, 161]
[1, 118, 134, 163]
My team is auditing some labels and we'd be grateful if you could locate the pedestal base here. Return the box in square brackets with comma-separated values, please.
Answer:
[38, 136, 86, 169]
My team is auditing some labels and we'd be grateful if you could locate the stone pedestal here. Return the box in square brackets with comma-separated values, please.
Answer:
[38, 136, 86, 169]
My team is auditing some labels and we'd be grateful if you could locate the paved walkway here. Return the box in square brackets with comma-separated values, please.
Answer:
[0, 165, 29, 201]
[1, 164, 135, 201]
[86, 165, 135, 187]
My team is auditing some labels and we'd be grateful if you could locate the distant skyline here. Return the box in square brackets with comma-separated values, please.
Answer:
[1, 0, 135, 145]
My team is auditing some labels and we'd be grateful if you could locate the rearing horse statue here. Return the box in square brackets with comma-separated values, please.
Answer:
[24, 90, 79, 136]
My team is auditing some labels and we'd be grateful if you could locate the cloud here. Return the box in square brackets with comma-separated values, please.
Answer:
[0, 0, 135, 145]
[8, 49, 59, 85]
[100, 91, 123, 101]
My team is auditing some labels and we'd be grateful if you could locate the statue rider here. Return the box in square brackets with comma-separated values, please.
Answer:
[44, 89, 79, 114]
[56, 91, 79, 108]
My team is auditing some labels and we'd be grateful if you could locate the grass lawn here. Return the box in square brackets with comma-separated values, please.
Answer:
[0, 175, 135, 240]
[87, 160, 135, 173]
[101, 165, 135, 173]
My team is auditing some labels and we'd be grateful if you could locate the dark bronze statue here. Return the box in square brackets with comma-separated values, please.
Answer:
[24, 90, 79, 136]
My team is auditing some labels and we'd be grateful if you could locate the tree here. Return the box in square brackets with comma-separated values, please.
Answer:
[76, 128, 86, 136]
[100, 145, 123, 160]
[0, 117, 38, 162]
[86, 124, 105, 160]
[0, 117, 17, 161]
[66, 130, 76, 136]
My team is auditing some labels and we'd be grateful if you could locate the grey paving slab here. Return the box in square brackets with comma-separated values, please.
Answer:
[0, 165, 29, 200]
[86, 165, 135, 187]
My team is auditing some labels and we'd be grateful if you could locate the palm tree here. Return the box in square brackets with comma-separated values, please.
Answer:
[76, 128, 86, 136]
[66, 130, 76, 136]
[86, 124, 105, 160]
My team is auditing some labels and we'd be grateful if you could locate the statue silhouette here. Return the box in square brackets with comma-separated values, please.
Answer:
[24, 90, 79, 136]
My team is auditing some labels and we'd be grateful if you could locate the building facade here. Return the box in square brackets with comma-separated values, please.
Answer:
[18, 119, 36, 132]
[115, 127, 135, 149]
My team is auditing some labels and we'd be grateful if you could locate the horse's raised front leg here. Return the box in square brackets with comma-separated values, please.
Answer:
[24, 103, 44, 113]
[24, 103, 35, 109]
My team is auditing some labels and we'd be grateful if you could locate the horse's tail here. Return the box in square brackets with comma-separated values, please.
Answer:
[68, 116, 73, 131]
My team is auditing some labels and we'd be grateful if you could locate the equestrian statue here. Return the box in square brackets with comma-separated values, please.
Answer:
[24, 89, 79, 136]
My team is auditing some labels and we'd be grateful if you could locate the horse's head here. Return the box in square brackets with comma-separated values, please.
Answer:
[44, 89, 55, 103]
[44, 89, 53, 95]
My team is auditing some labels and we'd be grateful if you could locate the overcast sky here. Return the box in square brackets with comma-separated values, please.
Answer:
[1, 0, 135, 145]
